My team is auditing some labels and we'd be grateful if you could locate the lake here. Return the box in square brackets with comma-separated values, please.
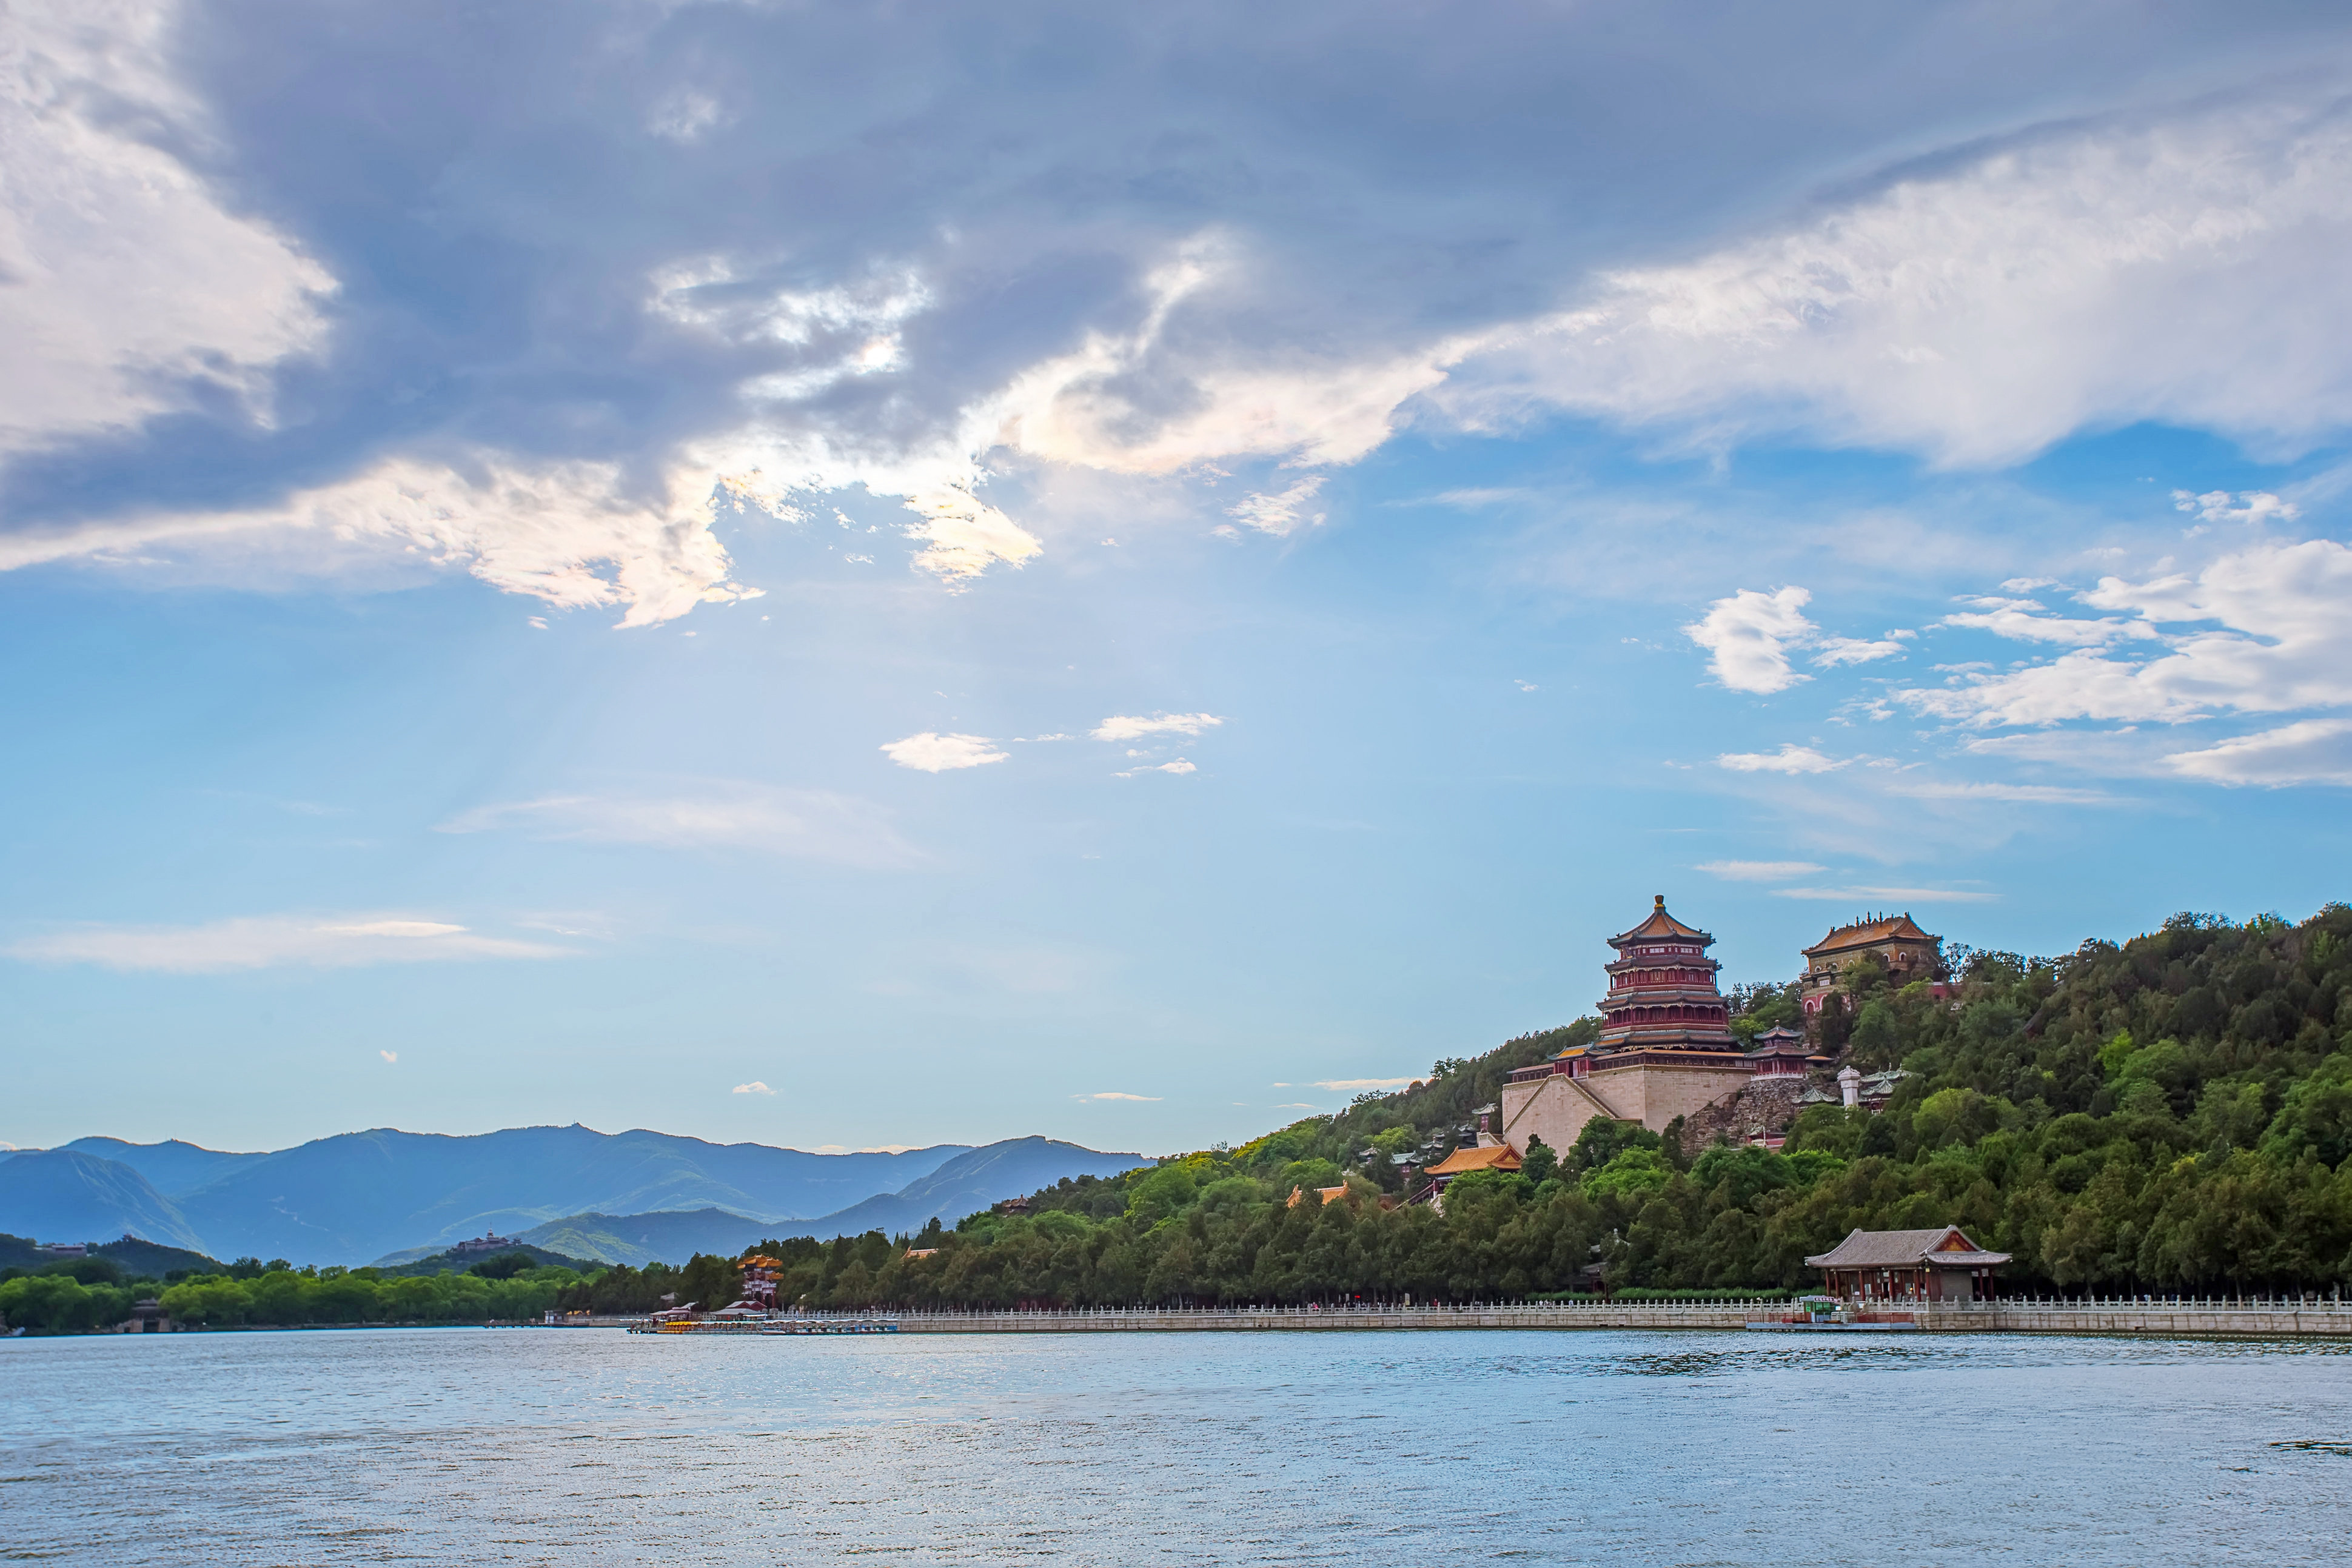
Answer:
[5, 1327, 2350, 1564]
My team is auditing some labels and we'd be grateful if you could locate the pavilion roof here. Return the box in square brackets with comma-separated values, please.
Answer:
[1804, 1225, 2012, 1268]
[1803, 913, 1937, 957]
[1427, 1144, 1522, 1176]
[1609, 895, 1713, 946]
[1743, 1032, 1814, 1058]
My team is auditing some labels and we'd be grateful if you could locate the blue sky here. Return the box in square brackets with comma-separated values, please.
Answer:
[6, 1, 2352, 1154]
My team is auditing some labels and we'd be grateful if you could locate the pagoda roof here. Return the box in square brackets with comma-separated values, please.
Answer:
[1427, 1144, 1522, 1176]
[1803, 913, 1937, 957]
[1609, 895, 1714, 948]
[1803, 1225, 2011, 1269]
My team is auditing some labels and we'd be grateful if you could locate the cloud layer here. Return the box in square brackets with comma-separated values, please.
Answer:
[8, 914, 566, 972]
[2, 0, 334, 455]
[5, 3, 2349, 623]
[440, 783, 921, 867]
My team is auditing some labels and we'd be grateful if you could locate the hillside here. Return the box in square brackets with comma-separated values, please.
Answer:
[501, 1139, 1148, 1264]
[0, 1231, 219, 1278]
[506, 1208, 780, 1267]
[759, 1138, 1148, 1241]
[0, 1151, 207, 1253]
[754, 905, 2352, 1307]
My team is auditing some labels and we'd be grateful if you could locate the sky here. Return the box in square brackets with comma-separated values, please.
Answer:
[7, 0, 2352, 1156]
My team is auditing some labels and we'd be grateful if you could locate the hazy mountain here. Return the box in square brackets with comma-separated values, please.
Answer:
[1, 1127, 1143, 1267]
[0, 1150, 207, 1252]
[762, 1137, 1148, 1241]
[56, 1137, 268, 1196]
[506, 1208, 780, 1267]
[166, 1126, 973, 1263]
[503, 1137, 1149, 1264]
[0, 1126, 974, 1265]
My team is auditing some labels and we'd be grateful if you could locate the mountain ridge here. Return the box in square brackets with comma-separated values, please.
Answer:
[0, 1125, 1142, 1265]
[500, 1138, 1150, 1263]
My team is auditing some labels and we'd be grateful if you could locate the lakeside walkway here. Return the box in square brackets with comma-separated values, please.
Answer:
[561, 1298, 2352, 1338]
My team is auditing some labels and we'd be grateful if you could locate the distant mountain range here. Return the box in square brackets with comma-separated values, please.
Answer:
[0, 1127, 1145, 1266]
[503, 1137, 1149, 1264]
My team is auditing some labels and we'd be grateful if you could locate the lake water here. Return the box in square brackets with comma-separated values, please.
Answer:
[5, 1327, 2351, 1564]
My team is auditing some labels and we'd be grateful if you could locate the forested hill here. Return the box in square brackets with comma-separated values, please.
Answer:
[721, 904, 2352, 1309]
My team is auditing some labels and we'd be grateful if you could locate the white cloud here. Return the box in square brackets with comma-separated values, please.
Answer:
[1093, 713, 1224, 742]
[988, 245, 1461, 477]
[1717, 745, 1845, 774]
[0, 0, 335, 455]
[2165, 719, 2352, 787]
[1078, 1091, 1161, 1101]
[673, 243, 1421, 592]
[1314, 1077, 1418, 1091]
[380, 1050, 398, 1064]
[0, 456, 760, 629]
[1116, 758, 1198, 778]
[1772, 886, 1999, 904]
[1886, 780, 2111, 804]
[645, 90, 725, 145]
[1686, 588, 1816, 694]
[732, 1081, 776, 1095]
[1443, 92, 2352, 466]
[1695, 859, 1827, 881]
[8, 914, 568, 973]
[1813, 634, 1911, 668]
[2172, 489, 2299, 527]
[880, 732, 1010, 772]
[1224, 477, 1327, 538]
[439, 783, 920, 868]
[650, 258, 930, 372]
[1942, 601, 2156, 646]
[1903, 538, 2352, 727]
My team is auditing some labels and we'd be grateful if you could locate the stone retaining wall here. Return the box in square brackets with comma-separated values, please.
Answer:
[868, 1301, 2352, 1338]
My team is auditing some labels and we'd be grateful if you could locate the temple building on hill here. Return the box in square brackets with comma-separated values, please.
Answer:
[1799, 913, 1945, 1016]
[1422, 1143, 1520, 1208]
[1501, 896, 1760, 1153]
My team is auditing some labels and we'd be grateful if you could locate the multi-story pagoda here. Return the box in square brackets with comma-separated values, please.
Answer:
[1499, 895, 1759, 1155]
[1595, 894, 1741, 1060]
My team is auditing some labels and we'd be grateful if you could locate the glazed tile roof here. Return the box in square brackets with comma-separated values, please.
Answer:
[1610, 894, 1712, 945]
[1804, 913, 1937, 957]
[1804, 1225, 2012, 1268]
[1426, 1144, 1523, 1176]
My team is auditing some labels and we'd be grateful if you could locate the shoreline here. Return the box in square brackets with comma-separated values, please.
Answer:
[595, 1300, 2352, 1339]
[18, 1301, 2351, 1340]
